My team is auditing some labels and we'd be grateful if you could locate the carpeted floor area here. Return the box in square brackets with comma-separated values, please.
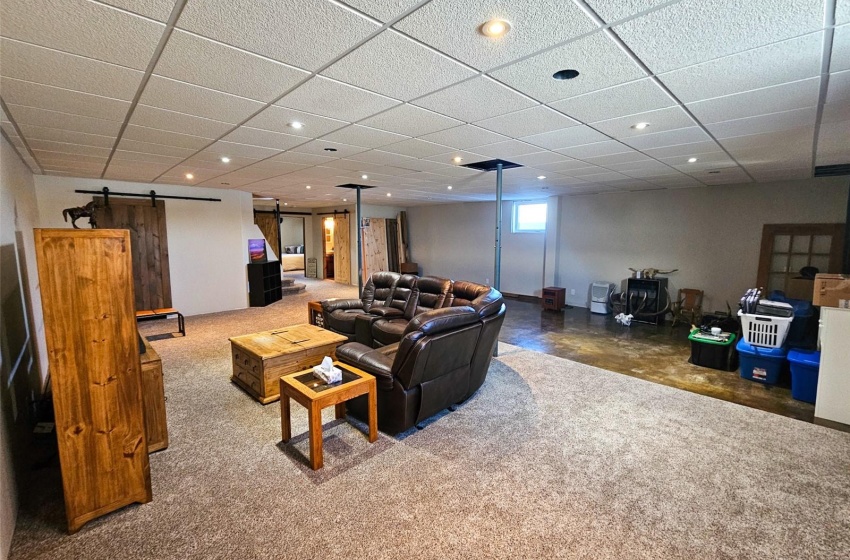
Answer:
[10, 278, 850, 559]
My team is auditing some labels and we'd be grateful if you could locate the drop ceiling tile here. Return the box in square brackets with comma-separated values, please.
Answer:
[557, 140, 632, 159]
[0, 0, 164, 70]
[707, 107, 819, 140]
[521, 125, 609, 150]
[347, 149, 418, 167]
[622, 127, 710, 150]
[592, 106, 695, 138]
[359, 104, 463, 137]
[111, 150, 185, 166]
[17, 124, 114, 148]
[641, 140, 721, 159]
[154, 30, 309, 103]
[612, 161, 679, 176]
[534, 159, 598, 173]
[418, 125, 508, 150]
[261, 151, 336, 167]
[320, 125, 409, 148]
[816, 119, 850, 166]
[105, 165, 170, 182]
[751, 167, 813, 183]
[474, 106, 579, 138]
[28, 139, 112, 157]
[839, 0, 850, 25]
[322, 30, 475, 101]
[661, 151, 736, 170]
[379, 138, 454, 158]
[123, 125, 212, 150]
[586, 0, 678, 23]
[177, 0, 379, 71]
[548, 78, 675, 124]
[572, 170, 632, 183]
[245, 106, 349, 137]
[291, 139, 369, 159]
[490, 31, 646, 103]
[658, 33, 823, 103]
[472, 140, 541, 158]
[508, 151, 574, 167]
[33, 151, 108, 166]
[582, 150, 652, 166]
[822, 98, 850, 122]
[115, 137, 197, 158]
[412, 76, 537, 123]
[157, 166, 222, 184]
[613, 0, 823, 74]
[339, 0, 422, 22]
[0, 79, 131, 121]
[832, 24, 850, 73]
[131, 105, 233, 138]
[687, 78, 820, 124]
[99, 0, 175, 22]
[41, 160, 105, 173]
[394, 0, 596, 71]
[276, 76, 400, 122]
[827, 70, 850, 103]
[221, 126, 308, 151]
[139, 75, 265, 124]
[5, 105, 122, 136]
[422, 149, 488, 166]
[0, 39, 143, 100]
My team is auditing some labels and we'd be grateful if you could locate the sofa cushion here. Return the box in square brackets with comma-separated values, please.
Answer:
[415, 276, 452, 314]
[372, 318, 409, 346]
[445, 280, 491, 308]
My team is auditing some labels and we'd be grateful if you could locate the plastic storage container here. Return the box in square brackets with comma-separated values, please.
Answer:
[767, 292, 815, 348]
[688, 329, 739, 371]
[737, 339, 787, 385]
[787, 349, 821, 403]
[738, 310, 794, 348]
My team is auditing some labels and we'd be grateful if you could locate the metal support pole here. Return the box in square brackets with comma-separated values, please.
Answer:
[357, 186, 363, 293]
[843, 181, 850, 274]
[494, 163, 503, 290]
[274, 198, 282, 265]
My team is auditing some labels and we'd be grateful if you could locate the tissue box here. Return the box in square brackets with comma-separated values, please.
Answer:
[313, 364, 342, 384]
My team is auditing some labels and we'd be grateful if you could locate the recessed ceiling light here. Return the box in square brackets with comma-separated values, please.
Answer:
[537, 175, 546, 180]
[185, 173, 194, 179]
[288, 121, 304, 129]
[631, 122, 650, 130]
[479, 19, 511, 38]
[361, 174, 368, 179]
[324, 147, 337, 152]
[306, 185, 311, 189]
[553, 69, 580, 80]
[343, 198, 347, 202]
[688, 157, 698, 163]
[284, 202, 288, 206]
[452, 156, 463, 163]
[386, 193, 392, 197]
[447, 185, 452, 190]
[220, 156, 230, 163]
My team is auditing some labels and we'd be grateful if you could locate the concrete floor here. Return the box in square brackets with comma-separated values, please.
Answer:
[499, 298, 816, 423]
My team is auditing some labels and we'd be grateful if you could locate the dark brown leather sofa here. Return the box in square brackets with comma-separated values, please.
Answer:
[321, 271, 401, 341]
[334, 281, 506, 434]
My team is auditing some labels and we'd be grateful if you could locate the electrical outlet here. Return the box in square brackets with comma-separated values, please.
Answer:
[485, 277, 490, 285]
[570, 288, 576, 296]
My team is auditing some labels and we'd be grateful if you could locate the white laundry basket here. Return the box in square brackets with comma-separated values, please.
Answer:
[738, 310, 793, 349]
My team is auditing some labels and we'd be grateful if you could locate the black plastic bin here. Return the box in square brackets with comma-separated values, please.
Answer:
[688, 329, 739, 371]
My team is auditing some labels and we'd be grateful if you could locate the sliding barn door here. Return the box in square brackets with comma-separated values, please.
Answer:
[254, 213, 279, 259]
[333, 213, 351, 285]
[362, 218, 389, 283]
[95, 198, 172, 311]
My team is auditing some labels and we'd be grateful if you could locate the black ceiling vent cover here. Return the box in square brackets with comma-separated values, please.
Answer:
[335, 183, 376, 189]
[461, 159, 523, 171]
[814, 164, 850, 177]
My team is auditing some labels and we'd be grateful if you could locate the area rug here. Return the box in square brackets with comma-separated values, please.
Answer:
[9, 292, 850, 559]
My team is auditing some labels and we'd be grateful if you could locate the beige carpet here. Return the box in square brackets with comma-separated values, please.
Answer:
[10, 278, 850, 559]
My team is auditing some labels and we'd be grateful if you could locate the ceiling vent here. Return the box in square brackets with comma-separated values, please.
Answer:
[814, 164, 850, 177]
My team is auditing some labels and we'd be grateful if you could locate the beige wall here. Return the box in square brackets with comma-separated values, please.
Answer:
[0, 135, 43, 559]
[34, 176, 256, 316]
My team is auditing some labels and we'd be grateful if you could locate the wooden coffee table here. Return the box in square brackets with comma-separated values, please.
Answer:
[279, 361, 377, 470]
[229, 324, 348, 404]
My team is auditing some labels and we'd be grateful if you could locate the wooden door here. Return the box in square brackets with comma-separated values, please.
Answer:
[333, 213, 350, 284]
[361, 218, 389, 283]
[757, 223, 845, 292]
[254, 212, 279, 259]
[96, 198, 172, 311]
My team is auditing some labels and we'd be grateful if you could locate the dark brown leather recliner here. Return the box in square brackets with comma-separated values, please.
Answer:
[354, 273, 418, 346]
[338, 306, 482, 435]
[370, 275, 452, 347]
[321, 271, 400, 340]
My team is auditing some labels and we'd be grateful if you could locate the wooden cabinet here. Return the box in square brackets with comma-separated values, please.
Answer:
[34, 229, 151, 533]
[140, 336, 168, 453]
[247, 261, 282, 307]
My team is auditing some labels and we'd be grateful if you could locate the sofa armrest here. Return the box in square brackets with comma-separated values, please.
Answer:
[368, 305, 404, 318]
[322, 298, 364, 313]
[336, 342, 395, 389]
[354, 314, 380, 346]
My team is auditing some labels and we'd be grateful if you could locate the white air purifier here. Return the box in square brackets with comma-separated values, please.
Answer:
[590, 282, 615, 314]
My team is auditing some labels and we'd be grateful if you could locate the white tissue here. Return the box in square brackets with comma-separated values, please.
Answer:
[313, 356, 341, 384]
[615, 313, 633, 327]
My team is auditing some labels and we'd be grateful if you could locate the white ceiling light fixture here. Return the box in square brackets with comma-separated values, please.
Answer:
[452, 156, 463, 164]
[688, 157, 698, 163]
[343, 198, 348, 202]
[479, 19, 511, 38]
[447, 185, 452, 190]
[386, 193, 392, 197]
[537, 175, 546, 180]
[361, 174, 368, 179]
[306, 185, 311, 189]
[185, 173, 194, 179]
[284, 202, 288, 206]
[631, 122, 650, 130]
[288, 121, 304, 129]
[220, 156, 230, 163]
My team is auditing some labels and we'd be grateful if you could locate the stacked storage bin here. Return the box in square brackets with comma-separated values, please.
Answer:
[736, 300, 794, 386]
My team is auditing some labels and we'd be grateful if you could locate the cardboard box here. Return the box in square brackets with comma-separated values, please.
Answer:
[786, 277, 814, 301]
[813, 274, 850, 308]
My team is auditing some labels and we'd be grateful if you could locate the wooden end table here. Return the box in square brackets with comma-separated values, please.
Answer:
[230, 324, 348, 404]
[279, 361, 377, 470]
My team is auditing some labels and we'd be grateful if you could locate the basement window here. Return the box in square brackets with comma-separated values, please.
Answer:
[512, 201, 547, 233]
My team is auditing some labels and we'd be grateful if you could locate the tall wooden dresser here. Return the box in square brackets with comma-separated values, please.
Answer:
[35, 229, 152, 533]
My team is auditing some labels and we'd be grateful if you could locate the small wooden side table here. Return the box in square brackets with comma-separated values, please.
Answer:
[279, 361, 377, 470]
[542, 286, 566, 310]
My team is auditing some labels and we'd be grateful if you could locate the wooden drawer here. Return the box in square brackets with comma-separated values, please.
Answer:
[232, 349, 262, 377]
[232, 365, 263, 396]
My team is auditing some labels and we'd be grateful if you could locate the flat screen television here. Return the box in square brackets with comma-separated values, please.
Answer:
[248, 239, 267, 262]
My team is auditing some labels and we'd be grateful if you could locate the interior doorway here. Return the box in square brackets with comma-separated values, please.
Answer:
[757, 223, 845, 293]
[95, 197, 172, 311]
[320, 212, 350, 284]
